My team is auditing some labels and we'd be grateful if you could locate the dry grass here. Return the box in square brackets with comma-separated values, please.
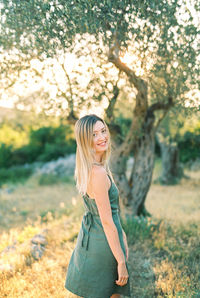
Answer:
[0, 194, 84, 298]
[0, 175, 77, 232]
[0, 215, 82, 298]
[0, 168, 200, 297]
[146, 171, 200, 224]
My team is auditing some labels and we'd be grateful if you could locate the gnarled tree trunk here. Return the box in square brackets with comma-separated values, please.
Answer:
[129, 128, 155, 215]
[107, 43, 173, 217]
[110, 107, 156, 217]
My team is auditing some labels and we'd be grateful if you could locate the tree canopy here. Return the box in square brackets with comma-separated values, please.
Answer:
[1, 0, 199, 107]
[1, 0, 199, 214]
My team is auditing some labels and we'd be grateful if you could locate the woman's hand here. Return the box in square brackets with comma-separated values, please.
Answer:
[115, 261, 129, 286]
[122, 230, 129, 261]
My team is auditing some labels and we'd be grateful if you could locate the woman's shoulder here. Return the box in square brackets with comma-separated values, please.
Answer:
[88, 165, 110, 195]
[91, 164, 107, 177]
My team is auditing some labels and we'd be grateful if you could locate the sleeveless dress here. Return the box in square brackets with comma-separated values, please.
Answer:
[65, 174, 131, 298]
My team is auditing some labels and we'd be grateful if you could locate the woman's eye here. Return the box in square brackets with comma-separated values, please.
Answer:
[93, 129, 106, 137]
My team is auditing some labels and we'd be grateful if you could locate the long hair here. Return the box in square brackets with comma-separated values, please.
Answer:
[74, 114, 113, 195]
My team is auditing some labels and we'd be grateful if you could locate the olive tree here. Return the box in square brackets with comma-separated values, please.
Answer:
[1, 0, 199, 215]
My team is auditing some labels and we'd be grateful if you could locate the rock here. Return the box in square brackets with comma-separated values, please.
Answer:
[0, 230, 49, 273]
[35, 154, 76, 177]
[31, 234, 48, 246]
[30, 231, 48, 260]
[31, 243, 45, 260]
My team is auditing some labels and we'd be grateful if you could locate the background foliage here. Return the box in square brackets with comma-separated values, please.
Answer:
[0, 123, 76, 168]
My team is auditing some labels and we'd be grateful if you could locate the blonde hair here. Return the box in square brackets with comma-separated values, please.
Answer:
[74, 114, 113, 195]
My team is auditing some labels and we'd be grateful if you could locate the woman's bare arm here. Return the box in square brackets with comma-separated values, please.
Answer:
[122, 229, 129, 261]
[90, 166, 126, 265]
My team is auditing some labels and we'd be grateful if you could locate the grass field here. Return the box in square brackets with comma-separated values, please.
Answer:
[0, 164, 199, 297]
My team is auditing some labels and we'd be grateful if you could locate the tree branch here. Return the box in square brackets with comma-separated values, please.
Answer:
[105, 83, 119, 120]
[147, 97, 173, 131]
[154, 109, 170, 130]
[107, 33, 149, 156]
[108, 55, 143, 91]
[60, 62, 74, 114]
[108, 35, 148, 112]
[147, 96, 173, 114]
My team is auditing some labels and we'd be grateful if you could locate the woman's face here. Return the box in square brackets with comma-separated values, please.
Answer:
[92, 120, 109, 154]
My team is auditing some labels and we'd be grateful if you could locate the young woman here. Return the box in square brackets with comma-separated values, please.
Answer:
[65, 114, 131, 298]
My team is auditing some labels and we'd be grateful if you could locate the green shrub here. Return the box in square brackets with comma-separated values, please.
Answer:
[178, 129, 200, 163]
[23, 125, 76, 163]
[114, 115, 132, 142]
[0, 166, 33, 186]
[0, 143, 13, 167]
[0, 124, 76, 167]
[11, 144, 40, 164]
[121, 215, 157, 244]
[37, 142, 75, 162]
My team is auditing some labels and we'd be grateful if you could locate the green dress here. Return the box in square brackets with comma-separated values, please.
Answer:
[65, 174, 131, 298]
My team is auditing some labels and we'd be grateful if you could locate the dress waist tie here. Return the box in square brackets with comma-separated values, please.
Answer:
[81, 209, 119, 251]
[81, 211, 94, 251]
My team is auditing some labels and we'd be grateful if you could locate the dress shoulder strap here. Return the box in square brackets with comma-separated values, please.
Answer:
[107, 173, 112, 184]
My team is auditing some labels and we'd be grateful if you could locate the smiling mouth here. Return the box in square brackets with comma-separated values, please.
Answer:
[98, 141, 107, 146]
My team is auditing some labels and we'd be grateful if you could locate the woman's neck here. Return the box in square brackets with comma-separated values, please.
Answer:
[93, 161, 103, 166]
[93, 151, 104, 163]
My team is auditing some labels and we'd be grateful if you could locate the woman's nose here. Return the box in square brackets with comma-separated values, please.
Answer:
[98, 132, 105, 140]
